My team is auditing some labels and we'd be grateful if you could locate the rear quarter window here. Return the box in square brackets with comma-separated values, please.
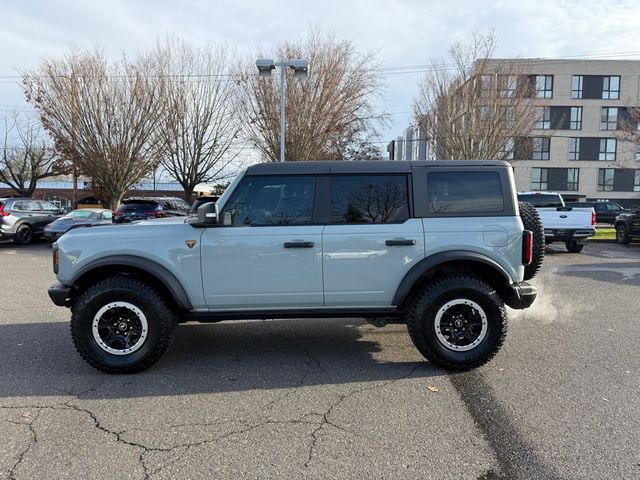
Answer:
[427, 171, 504, 214]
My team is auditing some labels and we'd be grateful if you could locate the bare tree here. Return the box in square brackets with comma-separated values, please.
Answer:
[23, 49, 166, 209]
[239, 28, 386, 161]
[146, 37, 242, 202]
[414, 31, 539, 161]
[0, 112, 68, 197]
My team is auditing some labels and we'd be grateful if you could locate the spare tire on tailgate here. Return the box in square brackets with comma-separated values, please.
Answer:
[519, 201, 544, 280]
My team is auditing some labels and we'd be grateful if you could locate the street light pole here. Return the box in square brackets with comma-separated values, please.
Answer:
[256, 58, 309, 162]
[278, 62, 286, 163]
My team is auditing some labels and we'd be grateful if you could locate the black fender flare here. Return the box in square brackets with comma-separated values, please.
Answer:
[72, 255, 192, 310]
[392, 251, 512, 306]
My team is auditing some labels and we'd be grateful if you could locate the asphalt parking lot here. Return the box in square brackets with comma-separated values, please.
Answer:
[1, 240, 639, 480]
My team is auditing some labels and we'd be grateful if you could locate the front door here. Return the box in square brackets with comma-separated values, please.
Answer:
[322, 174, 424, 307]
[201, 174, 323, 310]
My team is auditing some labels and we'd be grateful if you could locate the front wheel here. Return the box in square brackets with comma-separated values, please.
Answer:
[616, 225, 630, 244]
[565, 241, 584, 253]
[406, 275, 507, 371]
[71, 276, 177, 373]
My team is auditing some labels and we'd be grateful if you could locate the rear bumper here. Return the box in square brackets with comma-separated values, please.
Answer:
[544, 228, 595, 242]
[48, 282, 72, 307]
[504, 282, 537, 310]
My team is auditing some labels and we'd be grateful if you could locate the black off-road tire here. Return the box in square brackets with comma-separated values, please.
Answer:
[12, 224, 34, 245]
[406, 275, 507, 371]
[616, 224, 630, 244]
[519, 201, 544, 280]
[565, 241, 584, 253]
[71, 276, 177, 374]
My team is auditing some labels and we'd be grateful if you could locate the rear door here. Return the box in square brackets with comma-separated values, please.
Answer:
[322, 174, 424, 307]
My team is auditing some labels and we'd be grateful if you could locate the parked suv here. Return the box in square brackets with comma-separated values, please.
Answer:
[0, 198, 63, 245]
[114, 197, 189, 223]
[48, 161, 541, 373]
[614, 208, 640, 243]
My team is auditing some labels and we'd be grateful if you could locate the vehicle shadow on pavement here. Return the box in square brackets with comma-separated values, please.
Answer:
[0, 318, 443, 400]
[555, 262, 640, 286]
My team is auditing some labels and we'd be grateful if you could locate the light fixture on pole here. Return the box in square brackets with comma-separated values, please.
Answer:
[255, 58, 309, 162]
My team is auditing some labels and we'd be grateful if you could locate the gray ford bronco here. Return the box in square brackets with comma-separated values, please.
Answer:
[48, 161, 542, 373]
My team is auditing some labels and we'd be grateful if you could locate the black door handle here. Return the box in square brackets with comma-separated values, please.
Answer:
[385, 239, 416, 246]
[284, 241, 314, 249]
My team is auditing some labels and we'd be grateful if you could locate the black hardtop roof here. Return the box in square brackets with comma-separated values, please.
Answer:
[246, 160, 510, 175]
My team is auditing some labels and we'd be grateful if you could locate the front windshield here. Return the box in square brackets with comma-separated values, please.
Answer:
[66, 210, 98, 219]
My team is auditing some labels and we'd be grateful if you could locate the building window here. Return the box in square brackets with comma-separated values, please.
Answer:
[599, 138, 617, 161]
[635, 170, 640, 192]
[636, 144, 640, 162]
[536, 75, 553, 98]
[498, 75, 517, 97]
[500, 138, 514, 160]
[480, 75, 493, 97]
[567, 168, 580, 191]
[532, 137, 550, 160]
[535, 107, 550, 129]
[502, 106, 515, 126]
[569, 138, 580, 160]
[598, 168, 615, 191]
[571, 75, 583, 99]
[479, 105, 491, 120]
[570, 107, 582, 130]
[602, 76, 620, 100]
[531, 168, 548, 190]
[600, 107, 618, 130]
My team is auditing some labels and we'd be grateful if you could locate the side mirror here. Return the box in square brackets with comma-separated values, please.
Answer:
[197, 202, 219, 225]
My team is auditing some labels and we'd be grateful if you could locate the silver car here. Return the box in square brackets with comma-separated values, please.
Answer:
[0, 198, 64, 245]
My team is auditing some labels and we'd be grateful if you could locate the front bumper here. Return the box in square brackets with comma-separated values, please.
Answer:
[48, 282, 72, 307]
[503, 282, 537, 310]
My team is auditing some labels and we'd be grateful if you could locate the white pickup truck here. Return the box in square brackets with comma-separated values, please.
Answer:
[518, 192, 595, 253]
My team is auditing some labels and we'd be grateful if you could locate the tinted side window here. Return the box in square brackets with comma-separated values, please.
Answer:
[428, 171, 504, 214]
[223, 175, 315, 226]
[330, 175, 409, 224]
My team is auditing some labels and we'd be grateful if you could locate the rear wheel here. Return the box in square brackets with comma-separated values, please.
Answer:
[71, 276, 177, 373]
[519, 202, 544, 280]
[406, 275, 507, 371]
[565, 241, 584, 253]
[616, 224, 630, 244]
[12, 224, 33, 245]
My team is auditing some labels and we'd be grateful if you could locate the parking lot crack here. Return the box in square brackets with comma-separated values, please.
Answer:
[7, 408, 40, 480]
[304, 363, 421, 467]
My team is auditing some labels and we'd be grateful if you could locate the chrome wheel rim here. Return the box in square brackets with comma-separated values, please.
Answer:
[434, 299, 488, 352]
[92, 302, 148, 355]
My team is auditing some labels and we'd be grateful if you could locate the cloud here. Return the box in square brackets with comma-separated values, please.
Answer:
[1, 0, 639, 141]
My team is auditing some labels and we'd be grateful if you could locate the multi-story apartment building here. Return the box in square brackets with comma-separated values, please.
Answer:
[498, 59, 639, 206]
[390, 59, 640, 206]
[387, 125, 430, 161]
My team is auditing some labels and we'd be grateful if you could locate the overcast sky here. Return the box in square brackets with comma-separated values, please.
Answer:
[2, 0, 640, 150]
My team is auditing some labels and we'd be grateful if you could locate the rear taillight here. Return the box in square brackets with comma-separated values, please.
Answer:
[522, 230, 533, 266]
[115, 211, 124, 217]
[0, 204, 9, 217]
[144, 211, 158, 217]
[591, 211, 596, 226]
